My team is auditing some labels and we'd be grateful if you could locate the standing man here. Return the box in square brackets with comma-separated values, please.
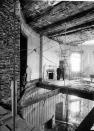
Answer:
[57, 66, 61, 80]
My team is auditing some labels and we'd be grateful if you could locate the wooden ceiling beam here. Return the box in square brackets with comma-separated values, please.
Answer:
[48, 39, 85, 46]
[26, 1, 64, 23]
[45, 10, 94, 35]
[37, 7, 94, 33]
[47, 21, 94, 37]
[52, 26, 94, 37]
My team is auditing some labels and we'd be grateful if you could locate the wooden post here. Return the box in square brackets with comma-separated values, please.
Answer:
[10, 81, 17, 116]
[39, 34, 43, 81]
[10, 80, 17, 131]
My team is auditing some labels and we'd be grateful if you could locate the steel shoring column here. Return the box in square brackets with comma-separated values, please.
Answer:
[39, 34, 43, 82]
[64, 23, 69, 131]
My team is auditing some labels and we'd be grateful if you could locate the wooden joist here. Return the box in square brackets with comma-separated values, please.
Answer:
[46, 10, 94, 36]
[36, 82, 94, 101]
[47, 21, 94, 37]
[20, 81, 94, 108]
[37, 7, 94, 33]
[26, 1, 63, 23]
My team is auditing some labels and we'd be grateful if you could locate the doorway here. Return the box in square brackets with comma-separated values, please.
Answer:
[20, 32, 27, 96]
[55, 102, 63, 120]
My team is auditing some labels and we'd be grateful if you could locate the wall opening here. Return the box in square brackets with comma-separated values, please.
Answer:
[55, 102, 63, 121]
[70, 53, 81, 72]
[20, 32, 27, 96]
[49, 72, 54, 79]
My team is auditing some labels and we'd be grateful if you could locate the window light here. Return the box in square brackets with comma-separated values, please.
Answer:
[70, 53, 81, 72]
[70, 101, 80, 114]
[83, 40, 94, 45]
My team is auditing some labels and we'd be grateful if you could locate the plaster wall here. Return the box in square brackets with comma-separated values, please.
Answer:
[27, 34, 60, 80]
[81, 45, 94, 76]
[43, 36, 59, 66]
[43, 36, 60, 80]
[27, 34, 40, 80]
[0, 0, 20, 100]
[21, 19, 60, 80]
[21, 11, 40, 80]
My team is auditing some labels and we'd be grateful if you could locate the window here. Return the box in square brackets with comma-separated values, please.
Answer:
[70, 101, 80, 114]
[70, 53, 81, 72]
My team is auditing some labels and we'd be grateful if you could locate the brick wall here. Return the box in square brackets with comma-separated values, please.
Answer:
[0, 0, 20, 100]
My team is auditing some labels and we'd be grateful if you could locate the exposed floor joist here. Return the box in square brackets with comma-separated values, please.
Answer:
[46, 11, 94, 36]
[20, 80, 94, 108]
[48, 22, 94, 37]
[20, 1, 94, 45]
[36, 7, 94, 34]
[26, 1, 64, 24]
[51, 28, 94, 45]
[36, 82, 94, 101]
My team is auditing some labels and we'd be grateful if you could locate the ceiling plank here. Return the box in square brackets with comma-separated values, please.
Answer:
[49, 38, 85, 46]
[45, 9, 94, 35]
[36, 7, 94, 33]
[50, 28, 94, 45]
[26, 1, 64, 23]
[30, 2, 94, 28]
[54, 26, 94, 37]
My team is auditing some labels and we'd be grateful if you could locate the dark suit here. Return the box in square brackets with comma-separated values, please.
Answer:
[57, 68, 61, 80]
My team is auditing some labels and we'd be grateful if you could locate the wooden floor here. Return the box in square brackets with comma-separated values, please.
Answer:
[0, 106, 31, 131]
[45, 78, 94, 92]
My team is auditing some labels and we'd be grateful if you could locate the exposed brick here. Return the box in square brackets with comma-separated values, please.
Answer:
[0, 0, 20, 100]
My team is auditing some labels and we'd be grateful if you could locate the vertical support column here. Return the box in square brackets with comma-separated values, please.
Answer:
[39, 34, 43, 81]
[11, 81, 17, 116]
[65, 95, 69, 131]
